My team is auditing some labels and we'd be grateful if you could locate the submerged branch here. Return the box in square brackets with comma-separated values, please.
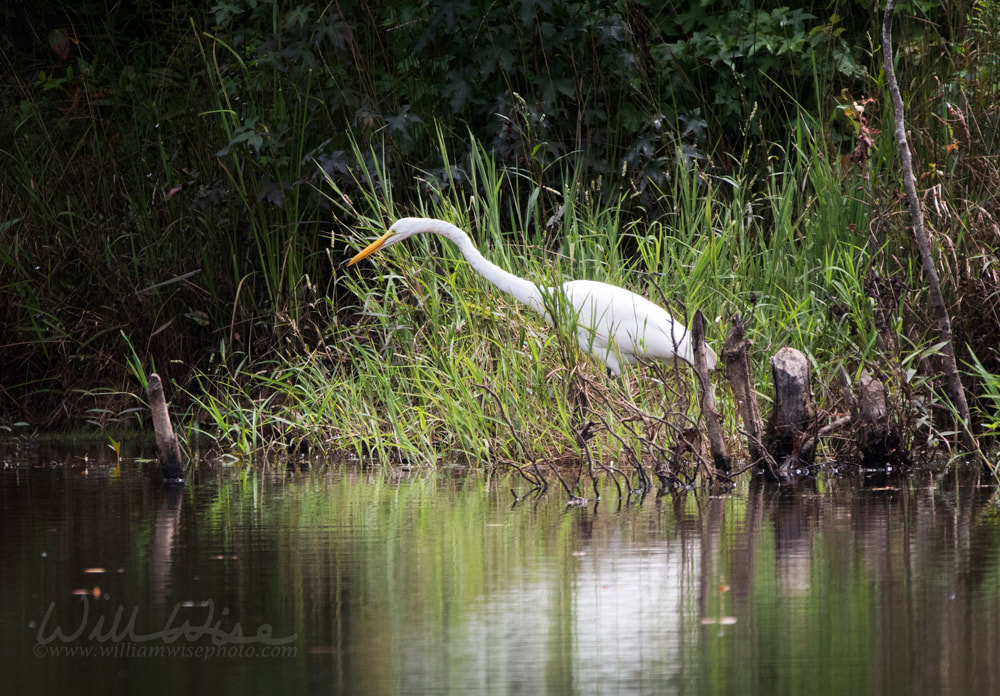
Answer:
[475, 382, 548, 492]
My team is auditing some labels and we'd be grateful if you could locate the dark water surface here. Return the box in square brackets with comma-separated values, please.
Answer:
[2, 441, 999, 695]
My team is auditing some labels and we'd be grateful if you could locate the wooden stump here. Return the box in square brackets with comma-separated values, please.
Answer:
[765, 347, 816, 475]
[855, 369, 900, 467]
[720, 320, 908, 477]
[692, 310, 728, 475]
[147, 374, 185, 482]
[722, 314, 773, 475]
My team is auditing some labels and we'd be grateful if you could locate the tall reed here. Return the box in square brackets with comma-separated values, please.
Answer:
[185, 123, 955, 472]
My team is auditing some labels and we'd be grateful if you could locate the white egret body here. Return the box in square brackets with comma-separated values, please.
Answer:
[348, 218, 716, 377]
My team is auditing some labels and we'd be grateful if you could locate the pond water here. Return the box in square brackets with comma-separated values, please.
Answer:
[2, 441, 999, 695]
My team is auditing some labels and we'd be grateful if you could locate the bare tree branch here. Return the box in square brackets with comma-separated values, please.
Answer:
[881, 0, 979, 457]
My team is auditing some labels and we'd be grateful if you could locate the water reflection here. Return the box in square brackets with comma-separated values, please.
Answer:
[1, 443, 998, 695]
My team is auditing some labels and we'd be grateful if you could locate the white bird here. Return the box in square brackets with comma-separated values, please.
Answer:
[348, 217, 717, 377]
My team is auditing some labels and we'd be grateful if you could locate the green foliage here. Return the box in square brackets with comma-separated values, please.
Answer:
[653, 2, 867, 135]
[183, 126, 898, 467]
[1, 0, 998, 467]
[198, 0, 884, 206]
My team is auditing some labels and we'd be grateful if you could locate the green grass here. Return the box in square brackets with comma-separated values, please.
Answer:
[3, 3, 998, 477]
[179, 123, 974, 480]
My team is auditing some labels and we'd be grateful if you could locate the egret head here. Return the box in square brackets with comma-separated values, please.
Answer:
[348, 218, 427, 266]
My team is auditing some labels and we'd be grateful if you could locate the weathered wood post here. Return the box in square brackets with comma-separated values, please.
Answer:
[855, 369, 899, 467]
[146, 373, 184, 482]
[692, 311, 729, 475]
[765, 347, 816, 475]
[722, 314, 774, 476]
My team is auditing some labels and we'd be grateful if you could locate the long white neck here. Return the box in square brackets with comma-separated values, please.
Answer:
[420, 219, 547, 315]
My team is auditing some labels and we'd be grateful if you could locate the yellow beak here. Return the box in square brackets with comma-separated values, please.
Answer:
[348, 231, 393, 266]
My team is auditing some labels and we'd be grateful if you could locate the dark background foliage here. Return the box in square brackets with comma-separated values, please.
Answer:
[1, 0, 995, 426]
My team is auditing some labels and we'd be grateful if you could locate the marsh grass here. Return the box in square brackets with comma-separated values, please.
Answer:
[180, 122, 972, 479]
[4, 3, 997, 472]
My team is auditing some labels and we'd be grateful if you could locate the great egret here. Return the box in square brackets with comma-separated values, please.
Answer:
[348, 217, 717, 377]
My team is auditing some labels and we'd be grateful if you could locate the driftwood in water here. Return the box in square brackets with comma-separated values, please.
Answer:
[765, 347, 816, 476]
[147, 373, 184, 482]
[692, 310, 729, 474]
[722, 314, 774, 475]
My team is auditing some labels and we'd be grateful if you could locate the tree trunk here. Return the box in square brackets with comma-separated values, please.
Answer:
[882, 0, 978, 456]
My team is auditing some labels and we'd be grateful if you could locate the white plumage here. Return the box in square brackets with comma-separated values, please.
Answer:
[349, 217, 716, 377]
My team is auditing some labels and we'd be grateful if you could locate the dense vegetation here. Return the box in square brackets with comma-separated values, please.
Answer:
[1, 1, 998, 474]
